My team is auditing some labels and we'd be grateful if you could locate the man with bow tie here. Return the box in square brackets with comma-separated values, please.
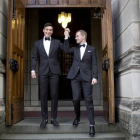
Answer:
[31, 23, 69, 129]
[64, 29, 98, 137]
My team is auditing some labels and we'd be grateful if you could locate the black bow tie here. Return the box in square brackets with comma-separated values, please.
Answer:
[79, 44, 85, 47]
[45, 37, 50, 41]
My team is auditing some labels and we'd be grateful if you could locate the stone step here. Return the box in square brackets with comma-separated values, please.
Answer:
[24, 106, 103, 111]
[24, 111, 103, 118]
[6, 117, 120, 134]
[24, 101, 103, 108]
[0, 133, 126, 140]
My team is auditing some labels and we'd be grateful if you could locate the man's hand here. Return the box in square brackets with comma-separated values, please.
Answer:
[91, 78, 97, 85]
[64, 28, 70, 39]
[65, 28, 70, 33]
[31, 71, 36, 79]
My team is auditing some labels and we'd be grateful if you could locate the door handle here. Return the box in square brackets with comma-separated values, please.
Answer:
[102, 59, 110, 71]
[9, 59, 19, 72]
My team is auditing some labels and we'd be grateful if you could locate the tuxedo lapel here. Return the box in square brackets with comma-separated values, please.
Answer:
[49, 38, 54, 56]
[40, 39, 48, 57]
[82, 45, 90, 61]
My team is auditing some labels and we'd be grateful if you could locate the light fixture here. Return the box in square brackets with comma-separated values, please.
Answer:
[67, 13, 71, 22]
[58, 12, 71, 28]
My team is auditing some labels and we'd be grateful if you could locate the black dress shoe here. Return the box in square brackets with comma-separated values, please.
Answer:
[40, 120, 48, 129]
[73, 118, 80, 127]
[51, 119, 59, 126]
[89, 126, 95, 137]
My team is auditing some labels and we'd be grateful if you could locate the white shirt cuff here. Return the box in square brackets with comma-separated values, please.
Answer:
[31, 70, 35, 73]
[64, 36, 70, 40]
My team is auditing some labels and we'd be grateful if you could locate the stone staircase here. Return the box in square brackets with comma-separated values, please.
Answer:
[0, 116, 126, 140]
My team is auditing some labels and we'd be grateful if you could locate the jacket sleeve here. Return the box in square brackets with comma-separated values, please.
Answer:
[31, 42, 38, 71]
[92, 47, 98, 80]
[58, 40, 65, 51]
[58, 38, 74, 54]
[63, 39, 74, 54]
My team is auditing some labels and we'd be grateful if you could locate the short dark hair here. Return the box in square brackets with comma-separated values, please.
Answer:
[44, 23, 53, 28]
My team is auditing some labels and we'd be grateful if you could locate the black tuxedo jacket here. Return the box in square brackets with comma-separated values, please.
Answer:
[31, 38, 64, 75]
[64, 39, 98, 82]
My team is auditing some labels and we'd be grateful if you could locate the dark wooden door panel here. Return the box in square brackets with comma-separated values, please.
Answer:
[6, 0, 25, 125]
[101, 0, 115, 124]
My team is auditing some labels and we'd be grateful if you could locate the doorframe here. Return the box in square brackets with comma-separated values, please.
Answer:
[6, 0, 115, 125]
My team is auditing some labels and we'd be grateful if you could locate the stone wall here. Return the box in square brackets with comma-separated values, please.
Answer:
[112, 0, 140, 140]
[0, 0, 8, 137]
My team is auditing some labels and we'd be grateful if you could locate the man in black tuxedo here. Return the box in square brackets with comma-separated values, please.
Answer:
[31, 23, 69, 129]
[64, 29, 98, 137]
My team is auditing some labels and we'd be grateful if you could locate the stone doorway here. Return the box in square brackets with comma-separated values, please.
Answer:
[24, 8, 103, 113]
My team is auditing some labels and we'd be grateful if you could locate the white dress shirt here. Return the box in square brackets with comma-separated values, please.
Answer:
[43, 36, 51, 56]
[80, 42, 87, 60]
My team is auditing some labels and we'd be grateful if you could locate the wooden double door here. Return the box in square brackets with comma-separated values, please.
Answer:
[6, 0, 114, 125]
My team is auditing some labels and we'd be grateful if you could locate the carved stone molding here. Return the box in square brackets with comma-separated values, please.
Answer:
[114, 46, 140, 74]
[24, 0, 106, 8]
[115, 98, 140, 111]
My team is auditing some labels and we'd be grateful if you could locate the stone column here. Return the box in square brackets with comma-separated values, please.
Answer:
[112, 0, 140, 139]
[0, 0, 8, 137]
